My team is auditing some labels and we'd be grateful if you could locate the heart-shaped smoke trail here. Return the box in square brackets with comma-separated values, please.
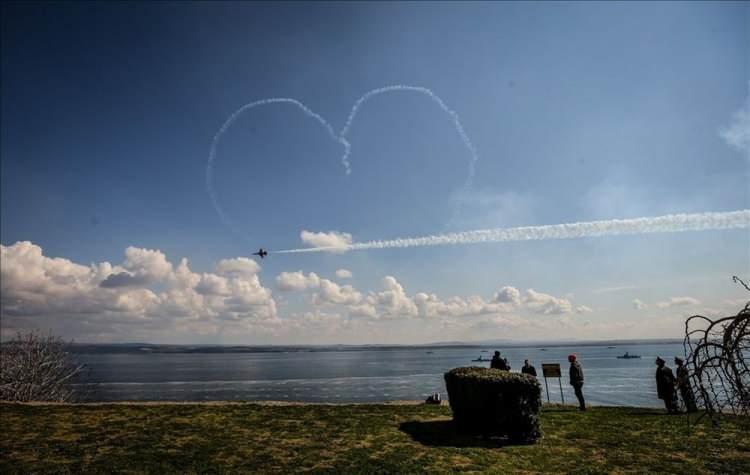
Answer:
[274, 210, 750, 254]
[206, 85, 479, 237]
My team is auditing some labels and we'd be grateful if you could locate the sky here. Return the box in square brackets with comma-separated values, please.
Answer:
[1, 1, 748, 344]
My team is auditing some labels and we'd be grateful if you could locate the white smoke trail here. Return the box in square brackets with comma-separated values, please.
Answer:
[206, 86, 477, 233]
[273, 210, 750, 254]
[206, 98, 349, 232]
[340, 85, 478, 185]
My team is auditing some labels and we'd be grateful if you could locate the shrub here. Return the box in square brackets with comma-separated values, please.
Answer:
[0, 332, 84, 402]
[444, 366, 542, 443]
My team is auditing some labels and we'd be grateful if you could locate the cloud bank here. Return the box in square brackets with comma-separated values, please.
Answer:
[1, 242, 277, 341]
[2, 242, 720, 344]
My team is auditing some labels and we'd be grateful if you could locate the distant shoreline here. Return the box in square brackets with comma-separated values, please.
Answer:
[64, 338, 684, 354]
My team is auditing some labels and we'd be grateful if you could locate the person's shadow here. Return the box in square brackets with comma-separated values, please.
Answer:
[399, 419, 519, 448]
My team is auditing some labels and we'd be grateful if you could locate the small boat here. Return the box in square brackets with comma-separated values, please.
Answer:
[607, 346, 616, 349]
[617, 352, 641, 359]
[426, 351, 434, 354]
[472, 356, 490, 362]
[539, 348, 548, 351]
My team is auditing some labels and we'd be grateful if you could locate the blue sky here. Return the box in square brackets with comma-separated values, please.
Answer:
[1, 2, 748, 344]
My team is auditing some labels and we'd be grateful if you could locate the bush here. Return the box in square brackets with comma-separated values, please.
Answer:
[0, 332, 84, 402]
[444, 366, 542, 443]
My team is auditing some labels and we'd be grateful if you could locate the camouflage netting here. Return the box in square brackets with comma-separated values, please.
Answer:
[444, 366, 542, 444]
[684, 276, 749, 425]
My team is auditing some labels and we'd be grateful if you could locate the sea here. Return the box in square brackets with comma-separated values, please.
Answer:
[70, 341, 687, 407]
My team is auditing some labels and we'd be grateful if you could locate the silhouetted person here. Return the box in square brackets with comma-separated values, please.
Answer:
[491, 351, 509, 370]
[674, 357, 697, 413]
[425, 393, 441, 405]
[521, 359, 537, 377]
[568, 354, 585, 410]
[656, 357, 679, 414]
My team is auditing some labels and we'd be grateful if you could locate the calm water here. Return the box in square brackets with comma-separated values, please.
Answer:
[73, 343, 685, 407]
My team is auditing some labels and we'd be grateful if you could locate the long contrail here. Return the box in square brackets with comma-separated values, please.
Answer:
[274, 210, 750, 254]
[207, 86, 477, 234]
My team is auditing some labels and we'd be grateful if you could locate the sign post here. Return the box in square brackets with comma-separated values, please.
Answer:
[541, 363, 564, 404]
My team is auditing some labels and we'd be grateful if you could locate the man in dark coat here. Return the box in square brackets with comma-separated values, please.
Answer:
[656, 357, 679, 414]
[490, 351, 509, 370]
[521, 359, 537, 377]
[674, 357, 697, 413]
[568, 354, 585, 410]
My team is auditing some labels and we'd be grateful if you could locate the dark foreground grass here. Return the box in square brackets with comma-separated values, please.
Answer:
[1, 403, 748, 474]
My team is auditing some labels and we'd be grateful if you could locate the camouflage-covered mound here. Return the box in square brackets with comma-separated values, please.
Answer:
[444, 366, 542, 444]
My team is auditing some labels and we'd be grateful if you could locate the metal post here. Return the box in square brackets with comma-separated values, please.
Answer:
[544, 376, 550, 403]
[558, 377, 565, 404]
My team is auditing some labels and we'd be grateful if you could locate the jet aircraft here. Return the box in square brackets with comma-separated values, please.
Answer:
[252, 248, 268, 259]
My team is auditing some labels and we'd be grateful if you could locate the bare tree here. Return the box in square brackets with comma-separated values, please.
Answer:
[684, 276, 749, 426]
[0, 331, 84, 402]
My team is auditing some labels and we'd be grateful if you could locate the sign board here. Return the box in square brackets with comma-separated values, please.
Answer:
[541, 363, 564, 404]
[542, 363, 561, 378]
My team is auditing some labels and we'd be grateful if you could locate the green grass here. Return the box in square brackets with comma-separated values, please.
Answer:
[1, 403, 748, 474]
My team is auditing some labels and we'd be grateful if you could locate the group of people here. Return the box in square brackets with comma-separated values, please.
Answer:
[655, 356, 698, 414]
[488, 351, 697, 414]
[490, 351, 586, 411]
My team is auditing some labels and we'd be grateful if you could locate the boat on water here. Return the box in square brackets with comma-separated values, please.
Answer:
[472, 356, 490, 362]
[617, 352, 641, 359]
[607, 346, 616, 349]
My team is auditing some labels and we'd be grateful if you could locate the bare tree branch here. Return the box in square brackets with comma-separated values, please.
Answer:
[0, 331, 84, 402]
[684, 276, 750, 426]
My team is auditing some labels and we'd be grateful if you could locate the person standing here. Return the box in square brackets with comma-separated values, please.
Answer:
[655, 357, 679, 414]
[568, 354, 585, 410]
[521, 359, 537, 377]
[491, 351, 509, 370]
[674, 357, 698, 413]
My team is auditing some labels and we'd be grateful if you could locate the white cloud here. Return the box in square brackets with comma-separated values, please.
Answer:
[656, 297, 702, 309]
[719, 82, 750, 156]
[275, 271, 320, 292]
[122, 246, 174, 282]
[373, 276, 419, 318]
[633, 299, 648, 311]
[335, 269, 353, 279]
[313, 279, 363, 306]
[283, 273, 578, 322]
[494, 286, 521, 305]
[299, 230, 352, 253]
[215, 257, 260, 277]
[195, 273, 231, 296]
[0, 241, 276, 341]
[1, 243, 605, 343]
[592, 285, 637, 294]
[524, 289, 573, 315]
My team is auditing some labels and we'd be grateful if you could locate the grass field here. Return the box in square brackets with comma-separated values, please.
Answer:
[1, 402, 749, 473]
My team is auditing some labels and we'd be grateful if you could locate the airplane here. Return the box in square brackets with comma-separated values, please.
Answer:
[252, 248, 268, 259]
